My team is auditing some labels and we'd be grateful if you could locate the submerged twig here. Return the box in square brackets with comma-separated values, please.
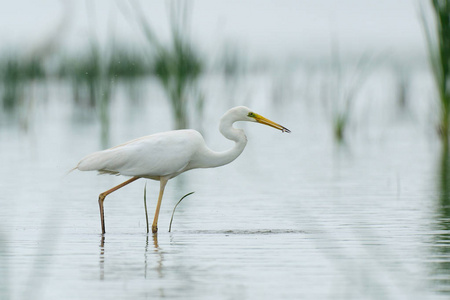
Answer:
[144, 182, 149, 233]
[169, 191, 194, 232]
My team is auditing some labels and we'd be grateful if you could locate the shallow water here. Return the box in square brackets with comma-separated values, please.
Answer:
[1, 71, 450, 299]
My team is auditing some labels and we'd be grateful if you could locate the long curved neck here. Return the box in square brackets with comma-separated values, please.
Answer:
[199, 113, 248, 169]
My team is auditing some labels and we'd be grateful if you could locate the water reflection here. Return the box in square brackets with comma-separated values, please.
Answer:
[99, 234, 164, 282]
[433, 144, 450, 293]
[99, 235, 105, 280]
[151, 234, 164, 278]
[144, 234, 149, 278]
[143, 234, 164, 279]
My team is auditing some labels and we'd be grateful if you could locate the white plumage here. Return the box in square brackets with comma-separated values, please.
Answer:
[78, 130, 203, 179]
[75, 106, 290, 234]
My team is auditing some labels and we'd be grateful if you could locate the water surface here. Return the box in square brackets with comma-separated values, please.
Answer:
[1, 72, 450, 299]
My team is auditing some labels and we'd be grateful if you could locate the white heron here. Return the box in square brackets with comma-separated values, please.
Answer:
[75, 106, 290, 234]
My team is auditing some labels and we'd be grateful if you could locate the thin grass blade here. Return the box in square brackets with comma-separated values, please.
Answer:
[169, 191, 194, 232]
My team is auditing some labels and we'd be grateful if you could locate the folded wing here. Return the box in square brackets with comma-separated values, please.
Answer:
[77, 130, 203, 178]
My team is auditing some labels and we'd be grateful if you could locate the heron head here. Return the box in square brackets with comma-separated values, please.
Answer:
[224, 106, 291, 133]
[244, 108, 291, 133]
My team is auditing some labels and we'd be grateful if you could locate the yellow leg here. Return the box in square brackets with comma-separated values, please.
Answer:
[98, 176, 139, 234]
[152, 178, 169, 234]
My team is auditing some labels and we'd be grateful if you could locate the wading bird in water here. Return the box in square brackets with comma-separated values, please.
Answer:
[74, 106, 290, 234]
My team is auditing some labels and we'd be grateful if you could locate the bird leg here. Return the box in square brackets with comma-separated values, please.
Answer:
[152, 178, 169, 234]
[98, 176, 139, 234]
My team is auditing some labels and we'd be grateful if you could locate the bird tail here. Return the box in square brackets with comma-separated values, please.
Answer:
[65, 166, 78, 176]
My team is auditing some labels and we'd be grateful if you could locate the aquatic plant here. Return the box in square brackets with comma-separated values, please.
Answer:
[59, 43, 105, 107]
[0, 53, 44, 112]
[219, 44, 247, 80]
[422, 0, 450, 144]
[59, 43, 152, 105]
[58, 42, 114, 147]
[327, 46, 375, 142]
[132, 1, 203, 129]
[169, 191, 194, 232]
[0, 57, 23, 111]
[106, 45, 150, 79]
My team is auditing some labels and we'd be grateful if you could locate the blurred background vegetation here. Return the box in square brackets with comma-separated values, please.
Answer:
[0, 0, 446, 146]
[3, 2, 450, 298]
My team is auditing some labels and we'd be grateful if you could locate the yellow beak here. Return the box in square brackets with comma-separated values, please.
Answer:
[254, 114, 291, 133]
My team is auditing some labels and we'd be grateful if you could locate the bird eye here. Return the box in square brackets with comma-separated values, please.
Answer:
[248, 112, 255, 118]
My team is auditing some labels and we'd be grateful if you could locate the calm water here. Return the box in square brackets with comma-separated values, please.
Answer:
[1, 70, 450, 299]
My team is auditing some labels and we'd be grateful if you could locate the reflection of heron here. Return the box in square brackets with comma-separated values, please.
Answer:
[74, 106, 290, 233]
[151, 234, 164, 279]
[99, 236, 105, 280]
